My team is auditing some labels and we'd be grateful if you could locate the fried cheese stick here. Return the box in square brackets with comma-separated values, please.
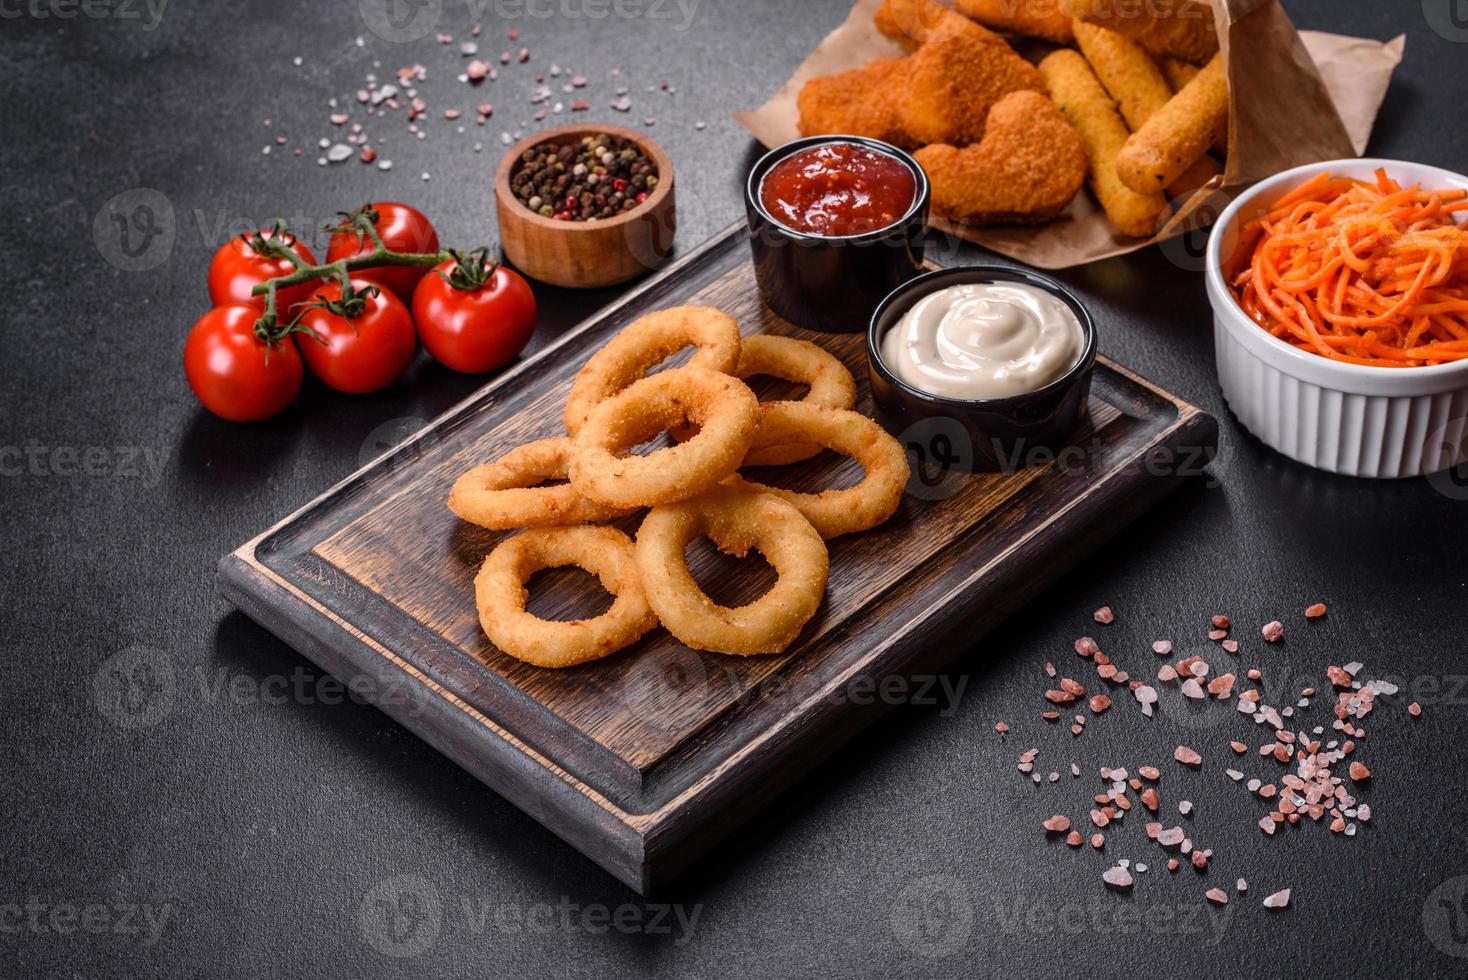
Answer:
[1039, 49, 1167, 237]
[1115, 53, 1228, 196]
[1071, 20, 1220, 199]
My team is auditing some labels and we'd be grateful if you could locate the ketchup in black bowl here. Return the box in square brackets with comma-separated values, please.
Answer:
[745, 136, 930, 334]
[760, 143, 918, 238]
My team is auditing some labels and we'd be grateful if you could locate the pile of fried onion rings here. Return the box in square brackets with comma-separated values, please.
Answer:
[447, 305, 910, 668]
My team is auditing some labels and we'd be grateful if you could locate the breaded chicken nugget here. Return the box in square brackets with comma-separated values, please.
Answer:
[1115, 53, 1228, 196]
[1064, 0, 1218, 63]
[1038, 49, 1167, 237]
[1072, 20, 1220, 198]
[898, 35, 1045, 147]
[914, 91, 1087, 225]
[797, 56, 913, 148]
[951, 0, 1074, 44]
[875, 0, 1005, 52]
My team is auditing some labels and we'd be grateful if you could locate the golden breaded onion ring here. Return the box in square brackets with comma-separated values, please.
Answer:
[448, 438, 633, 530]
[725, 403, 910, 539]
[474, 526, 658, 669]
[564, 306, 741, 435]
[570, 367, 759, 509]
[674, 335, 858, 466]
[635, 487, 828, 655]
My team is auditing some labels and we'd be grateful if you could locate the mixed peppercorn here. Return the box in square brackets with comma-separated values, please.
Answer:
[510, 133, 659, 221]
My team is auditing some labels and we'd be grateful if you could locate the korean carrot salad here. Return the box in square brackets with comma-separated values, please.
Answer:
[1228, 168, 1468, 367]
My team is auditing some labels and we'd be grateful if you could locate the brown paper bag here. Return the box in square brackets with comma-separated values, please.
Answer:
[733, 0, 1404, 269]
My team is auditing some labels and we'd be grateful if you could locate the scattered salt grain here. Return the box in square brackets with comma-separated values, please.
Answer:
[1262, 620, 1284, 643]
[1093, 606, 1115, 624]
[1263, 888, 1291, 909]
[1102, 866, 1133, 889]
[1205, 888, 1228, 904]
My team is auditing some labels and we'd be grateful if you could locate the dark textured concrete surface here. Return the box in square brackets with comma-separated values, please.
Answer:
[3, 1, 1468, 976]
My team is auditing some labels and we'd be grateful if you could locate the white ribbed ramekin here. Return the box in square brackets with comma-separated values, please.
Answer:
[1205, 159, 1468, 479]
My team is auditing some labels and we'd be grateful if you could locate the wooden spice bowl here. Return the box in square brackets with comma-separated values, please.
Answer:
[494, 123, 676, 289]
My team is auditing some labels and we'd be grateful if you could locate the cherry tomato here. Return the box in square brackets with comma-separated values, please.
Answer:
[183, 305, 303, 422]
[294, 279, 417, 394]
[412, 257, 538, 373]
[326, 202, 440, 303]
[207, 228, 319, 313]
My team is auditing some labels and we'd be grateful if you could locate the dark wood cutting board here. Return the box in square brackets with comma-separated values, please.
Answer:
[218, 222, 1217, 894]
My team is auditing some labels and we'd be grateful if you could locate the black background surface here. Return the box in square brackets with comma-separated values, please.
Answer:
[3, 1, 1468, 977]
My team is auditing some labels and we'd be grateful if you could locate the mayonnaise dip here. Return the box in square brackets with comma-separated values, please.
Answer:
[880, 282, 1085, 399]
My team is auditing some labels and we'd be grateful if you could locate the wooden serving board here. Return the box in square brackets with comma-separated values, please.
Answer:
[219, 222, 1217, 894]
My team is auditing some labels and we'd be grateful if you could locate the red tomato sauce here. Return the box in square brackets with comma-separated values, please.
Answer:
[759, 142, 917, 237]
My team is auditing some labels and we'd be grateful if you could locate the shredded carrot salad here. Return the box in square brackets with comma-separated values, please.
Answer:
[1228, 168, 1468, 367]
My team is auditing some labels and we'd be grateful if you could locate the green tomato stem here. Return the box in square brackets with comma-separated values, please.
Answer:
[249, 246, 450, 297]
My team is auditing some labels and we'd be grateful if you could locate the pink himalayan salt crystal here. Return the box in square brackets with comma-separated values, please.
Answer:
[1262, 620, 1285, 643]
[1093, 606, 1115, 624]
[1173, 745, 1202, 766]
[1152, 640, 1173, 656]
[1263, 888, 1291, 909]
[1205, 888, 1228, 905]
[1102, 866, 1133, 889]
[1043, 816, 1071, 833]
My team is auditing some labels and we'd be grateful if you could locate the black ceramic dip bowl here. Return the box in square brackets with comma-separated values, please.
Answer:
[867, 266, 1097, 472]
[745, 135, 930, 334]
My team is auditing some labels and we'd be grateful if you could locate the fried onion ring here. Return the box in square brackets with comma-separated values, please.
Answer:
[673, 334, 858, 467]
[635, 487, 828, 655]
[475, 526, 658, 668]
[448, 438, 633, 530]
[570, 367, 759, 509]
[563, 306, 742, 435]
[725, 403, 910, 539]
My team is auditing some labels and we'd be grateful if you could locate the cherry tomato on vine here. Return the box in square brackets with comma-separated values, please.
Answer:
[183, 305, 303, 422]
[326, 202, 440, 303]
[412, 251, 538, 374]
[207, 226, 319, 313]
[294, 279, 417, 394]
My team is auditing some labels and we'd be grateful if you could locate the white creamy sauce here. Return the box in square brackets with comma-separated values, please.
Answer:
[881, 282, 1084, 399]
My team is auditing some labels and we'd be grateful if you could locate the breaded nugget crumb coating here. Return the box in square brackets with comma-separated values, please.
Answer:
[952, 0, 1075, 44]
[875, 0, 1006, 51]
[898, 35, 1045, 147]
[914, 91, 1087, 226]
[797, 56, 914, 148]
